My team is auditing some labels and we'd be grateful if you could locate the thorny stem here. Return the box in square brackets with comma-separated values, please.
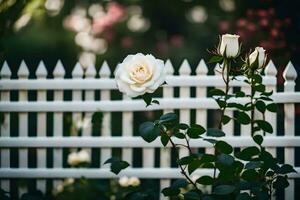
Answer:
[250, 72, 255, 136]
[218, 59, 231, 130]
[214, 59, 231, 180]
[169, 137, 200, 191]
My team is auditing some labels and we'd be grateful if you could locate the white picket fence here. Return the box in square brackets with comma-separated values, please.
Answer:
[0, 59, 299, 199]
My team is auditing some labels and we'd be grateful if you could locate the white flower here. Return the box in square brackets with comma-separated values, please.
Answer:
[118, 176, 130, 187]
[64, 178, 75, 185]
[67, 150, 91, 166]
[249, 47, 266, 68]
[128, 177, 141, 187]
[219, 34, 240, 58]
[114, 53, 166, 97]
[67, 152, 81, 166]
[77, 150, 91, 163]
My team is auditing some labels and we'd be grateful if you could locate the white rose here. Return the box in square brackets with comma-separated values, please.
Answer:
[118, 176, 130, 187]
[219, 34, 240, 58]
[77, 150, 91, 163]
[249, 47, 266, 68]
[64, 178, 75, 185]
[67, 152, 81, 166]
[115, 53, 166, 97]
[128, 177, 141, 187]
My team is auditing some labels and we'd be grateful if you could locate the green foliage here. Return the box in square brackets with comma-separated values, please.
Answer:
[206, 128, 225, 137]
[196, 176, 214, 185]
[104, 157, 129, 175]
[213, 185, 235, 195]
[139, 121, 160, 143]
[106, 35, 297, 200]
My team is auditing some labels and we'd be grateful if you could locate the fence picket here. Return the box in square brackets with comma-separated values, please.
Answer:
[283, 61, 297, 200]
[99, 61, 112, 166]
[0, 61, 11, 192]
[178, 60, 191, 158]
[0, 59, 298, 200]
[196, 60, 209, 153]
[17, 60, 29, 196]
[264, 60, 277, 159]
[82, 64, 96, 157]
[52, 60, 65, 189]
[36, 61, 47, 193]
[71, 62, 83, 138]
[160, 59, 174, 200]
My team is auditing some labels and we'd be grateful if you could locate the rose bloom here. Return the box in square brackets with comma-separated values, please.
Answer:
[114, 53, 166, 97]
[219, 34, 240, 58]
[67, 152, 81, 166]
[128, 177, 141, 187]
[249, 47, 266, 68]
[67, 150, 91, 166]
[118, 176, 130, 187]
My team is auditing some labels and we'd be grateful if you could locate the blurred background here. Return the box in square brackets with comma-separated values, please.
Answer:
[0, 0, 299, 84]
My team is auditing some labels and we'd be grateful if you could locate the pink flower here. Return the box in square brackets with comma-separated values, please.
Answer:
[170, 35, 184, 48]
[92, 2, 125, 34]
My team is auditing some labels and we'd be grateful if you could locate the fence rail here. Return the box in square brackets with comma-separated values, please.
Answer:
[0, 59, 299, 200]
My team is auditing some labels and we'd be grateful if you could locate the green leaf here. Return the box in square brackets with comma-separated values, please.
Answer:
[139, 122, 160, 143]
[172, 179, 189, 189]
[236, 146, 260, 161]
[159, 113, 178, 124]
[111, 161, 129, 175]
[151, 99, 160, 105]
[161, 187, 180, 196]
[177, 155, 195, 165]
[187, 124, 206, 138]
[206, 128, 225, 137]
[196, 175, 213, 185]
[266, 103, 277, 112]
[260, 96, 273, 101]
[188, 160, 202, 175]
[178, 123, 189, 130]
[227, 103, 247, 111]
[235, 91, 245, 97]
[174, 132, 186, 139]
[236, 193, 251, 200]
[222, 115, 231, 125]
[252, 74, 262, 84]
[273, 175, 289, 189]
[253, 135, 263, 145]
[245, 161, 261, 169]
[104, 157, 121, 164]
[255, 120, 273, 133]
[236, 112, 251, 125]
[160, 134, 170, 146]
[261, 90, 273, 97]
[255, 100, 266, 113]
[241, 169, 259, 181]
[104, 157, 130, 175]
[209, 88, 225, 96]
[209, 55, 223, 63]
[141, 93, 153, 107]
[203, 138, 217, 144]
[254, 84, 265, 92]
[201, 154, 216, 163]
[277, 164, 297, 174]
[183, 191, 200, 200]
[215, 141, 233, 154]
[217, 153, 234, 166]
[216, 99, 226, 108]
[260, 150, 279, 171]
[213, 185, 235, 195]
